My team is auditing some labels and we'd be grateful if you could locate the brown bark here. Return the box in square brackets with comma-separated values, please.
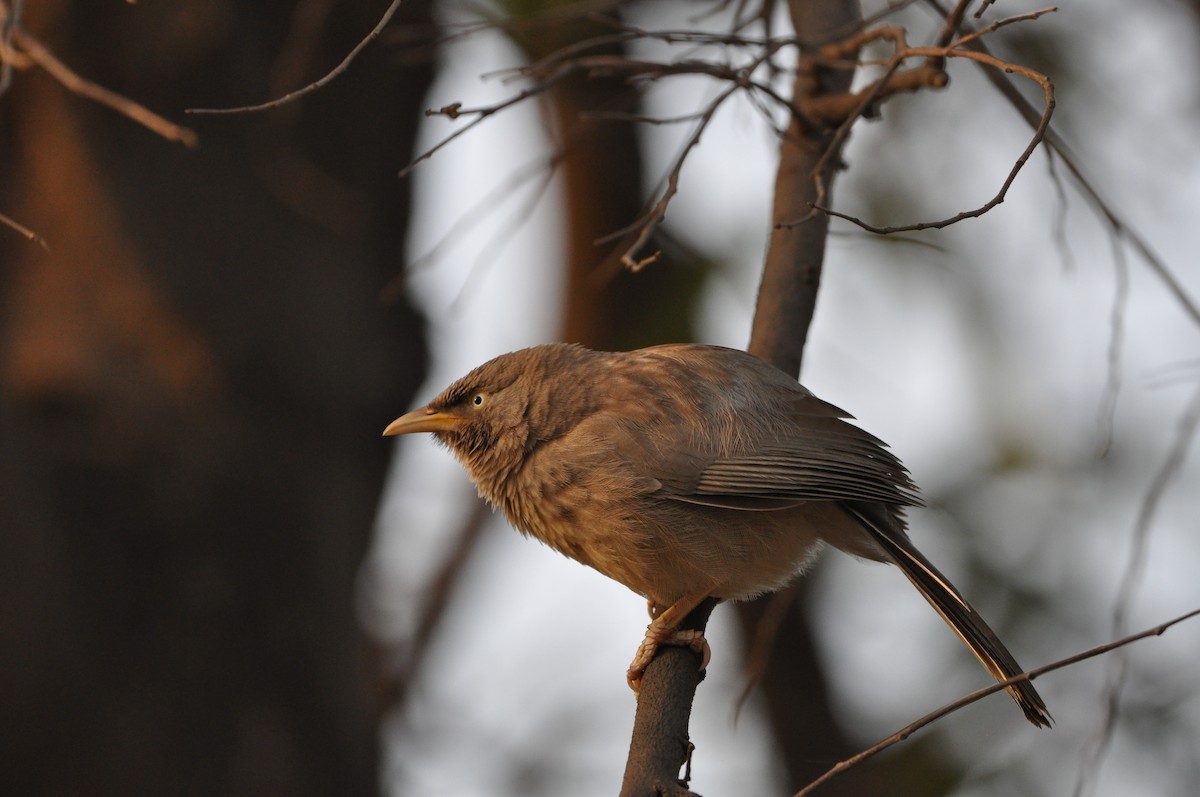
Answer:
[747, 1, 860, 372]
[620, 600, 718, 797]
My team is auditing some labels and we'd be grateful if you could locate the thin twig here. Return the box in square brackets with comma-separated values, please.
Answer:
[185, 0, 404, 115]
[527, 53, 754, 84]
[813, 45, 1054, 233]
[582, 106, 723, 125]
[381, 148, 568, 304]
[0, 209, 48, 248]
[1044, 148, 1078, 274]
[794, 607, 1200, 797]
[792, 8, 1056, 229]
[267, 0, 338, 101]
[406, 16, 797, 169]
[10, 26, 197, 146]
[924, 0, 1200, 328]
[510, 29, 640, 80]
[801, 50, 910, 212]
[399, 80, 564, 178]
[446, 152, 562, 312]
[1095, 227, 1129, 457]
[596, 85, 737, 271]
[951, 6, 1058, 49]
[742, 80, 792, 138]
[931, 0, 973, 50]
[1072, 380, 1200, 797]
[975, 0, 1000, 18]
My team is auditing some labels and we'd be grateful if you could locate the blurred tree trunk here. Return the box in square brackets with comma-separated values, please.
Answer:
[0, 2, 434, 795]
[508, 9, 706, 350]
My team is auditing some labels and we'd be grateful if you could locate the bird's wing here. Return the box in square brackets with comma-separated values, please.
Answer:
[692, 441, 920, 505]
[595, 344, 921, 510]
[652, 394, 921, 510]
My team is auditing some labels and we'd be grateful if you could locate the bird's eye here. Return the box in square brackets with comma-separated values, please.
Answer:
[471, 393, 486, 408]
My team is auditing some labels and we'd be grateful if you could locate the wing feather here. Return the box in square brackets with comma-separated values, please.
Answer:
[602, 344, 922, 510]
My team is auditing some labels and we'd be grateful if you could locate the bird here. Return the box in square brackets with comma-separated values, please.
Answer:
[383, 342, 1050, 727]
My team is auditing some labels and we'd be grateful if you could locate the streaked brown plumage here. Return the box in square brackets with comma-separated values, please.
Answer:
[384, 343, 1050, 727]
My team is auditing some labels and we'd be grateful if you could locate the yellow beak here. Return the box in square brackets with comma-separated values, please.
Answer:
[382, 407, 464, 436]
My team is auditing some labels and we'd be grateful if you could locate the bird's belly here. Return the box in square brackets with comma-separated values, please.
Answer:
[665, 506, 826, 601]
[514, 490, 666, 598]
[494, 454, 873, 608]
[507, 485, 839, 608]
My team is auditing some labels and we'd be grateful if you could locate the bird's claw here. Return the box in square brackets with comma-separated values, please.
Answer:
[626, 628, 711, 695]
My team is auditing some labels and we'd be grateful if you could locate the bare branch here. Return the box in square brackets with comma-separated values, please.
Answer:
[794, 607, 1200, 797]
[525, 53, 759, 85]
[381, 148, 568, 305]
[10, 26, 197, 147]
[953, 5, 1059, 48]
[931, 0, 973, 50]
[1072, 379, 1200, 796]
[399, 80, 564, 178]
[925, 0, 1200, 326]
[403, 14, 799, 181]
[800, 55, 924, 213]
[975, 0, 1000, 18]
[811, 44, 1054, 233]
[582, 106, 723, 125]
[397, 3, 1062, 284]
[596, 85, 737, 272]
[1095, 229, 1129, 457]
[446, 154, 562, 312]
[779, 10, 1055, 228]
[798, 26, 943, 135]
[185, 0, 404, 115]
[0, 209, 47, 248]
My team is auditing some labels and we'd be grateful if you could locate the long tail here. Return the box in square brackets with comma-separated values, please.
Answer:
[843, 504, 1051, 728]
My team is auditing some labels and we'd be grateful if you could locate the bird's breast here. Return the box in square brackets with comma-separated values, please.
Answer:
[483, 448, 675, 598]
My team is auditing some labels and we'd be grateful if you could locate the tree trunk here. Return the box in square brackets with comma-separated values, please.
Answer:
[0, 2, 434, 794]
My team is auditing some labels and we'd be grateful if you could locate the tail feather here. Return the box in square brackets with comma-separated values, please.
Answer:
[843, 504, 1051, 728]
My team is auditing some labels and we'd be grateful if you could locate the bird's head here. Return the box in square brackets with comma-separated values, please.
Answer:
[383, 344, 597, 487]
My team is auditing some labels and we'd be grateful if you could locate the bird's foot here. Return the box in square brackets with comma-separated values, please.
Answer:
[626, 627, 711, 695]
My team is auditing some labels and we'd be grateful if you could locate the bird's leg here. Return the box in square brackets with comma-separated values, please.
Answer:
[627, 590, 713, 694]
